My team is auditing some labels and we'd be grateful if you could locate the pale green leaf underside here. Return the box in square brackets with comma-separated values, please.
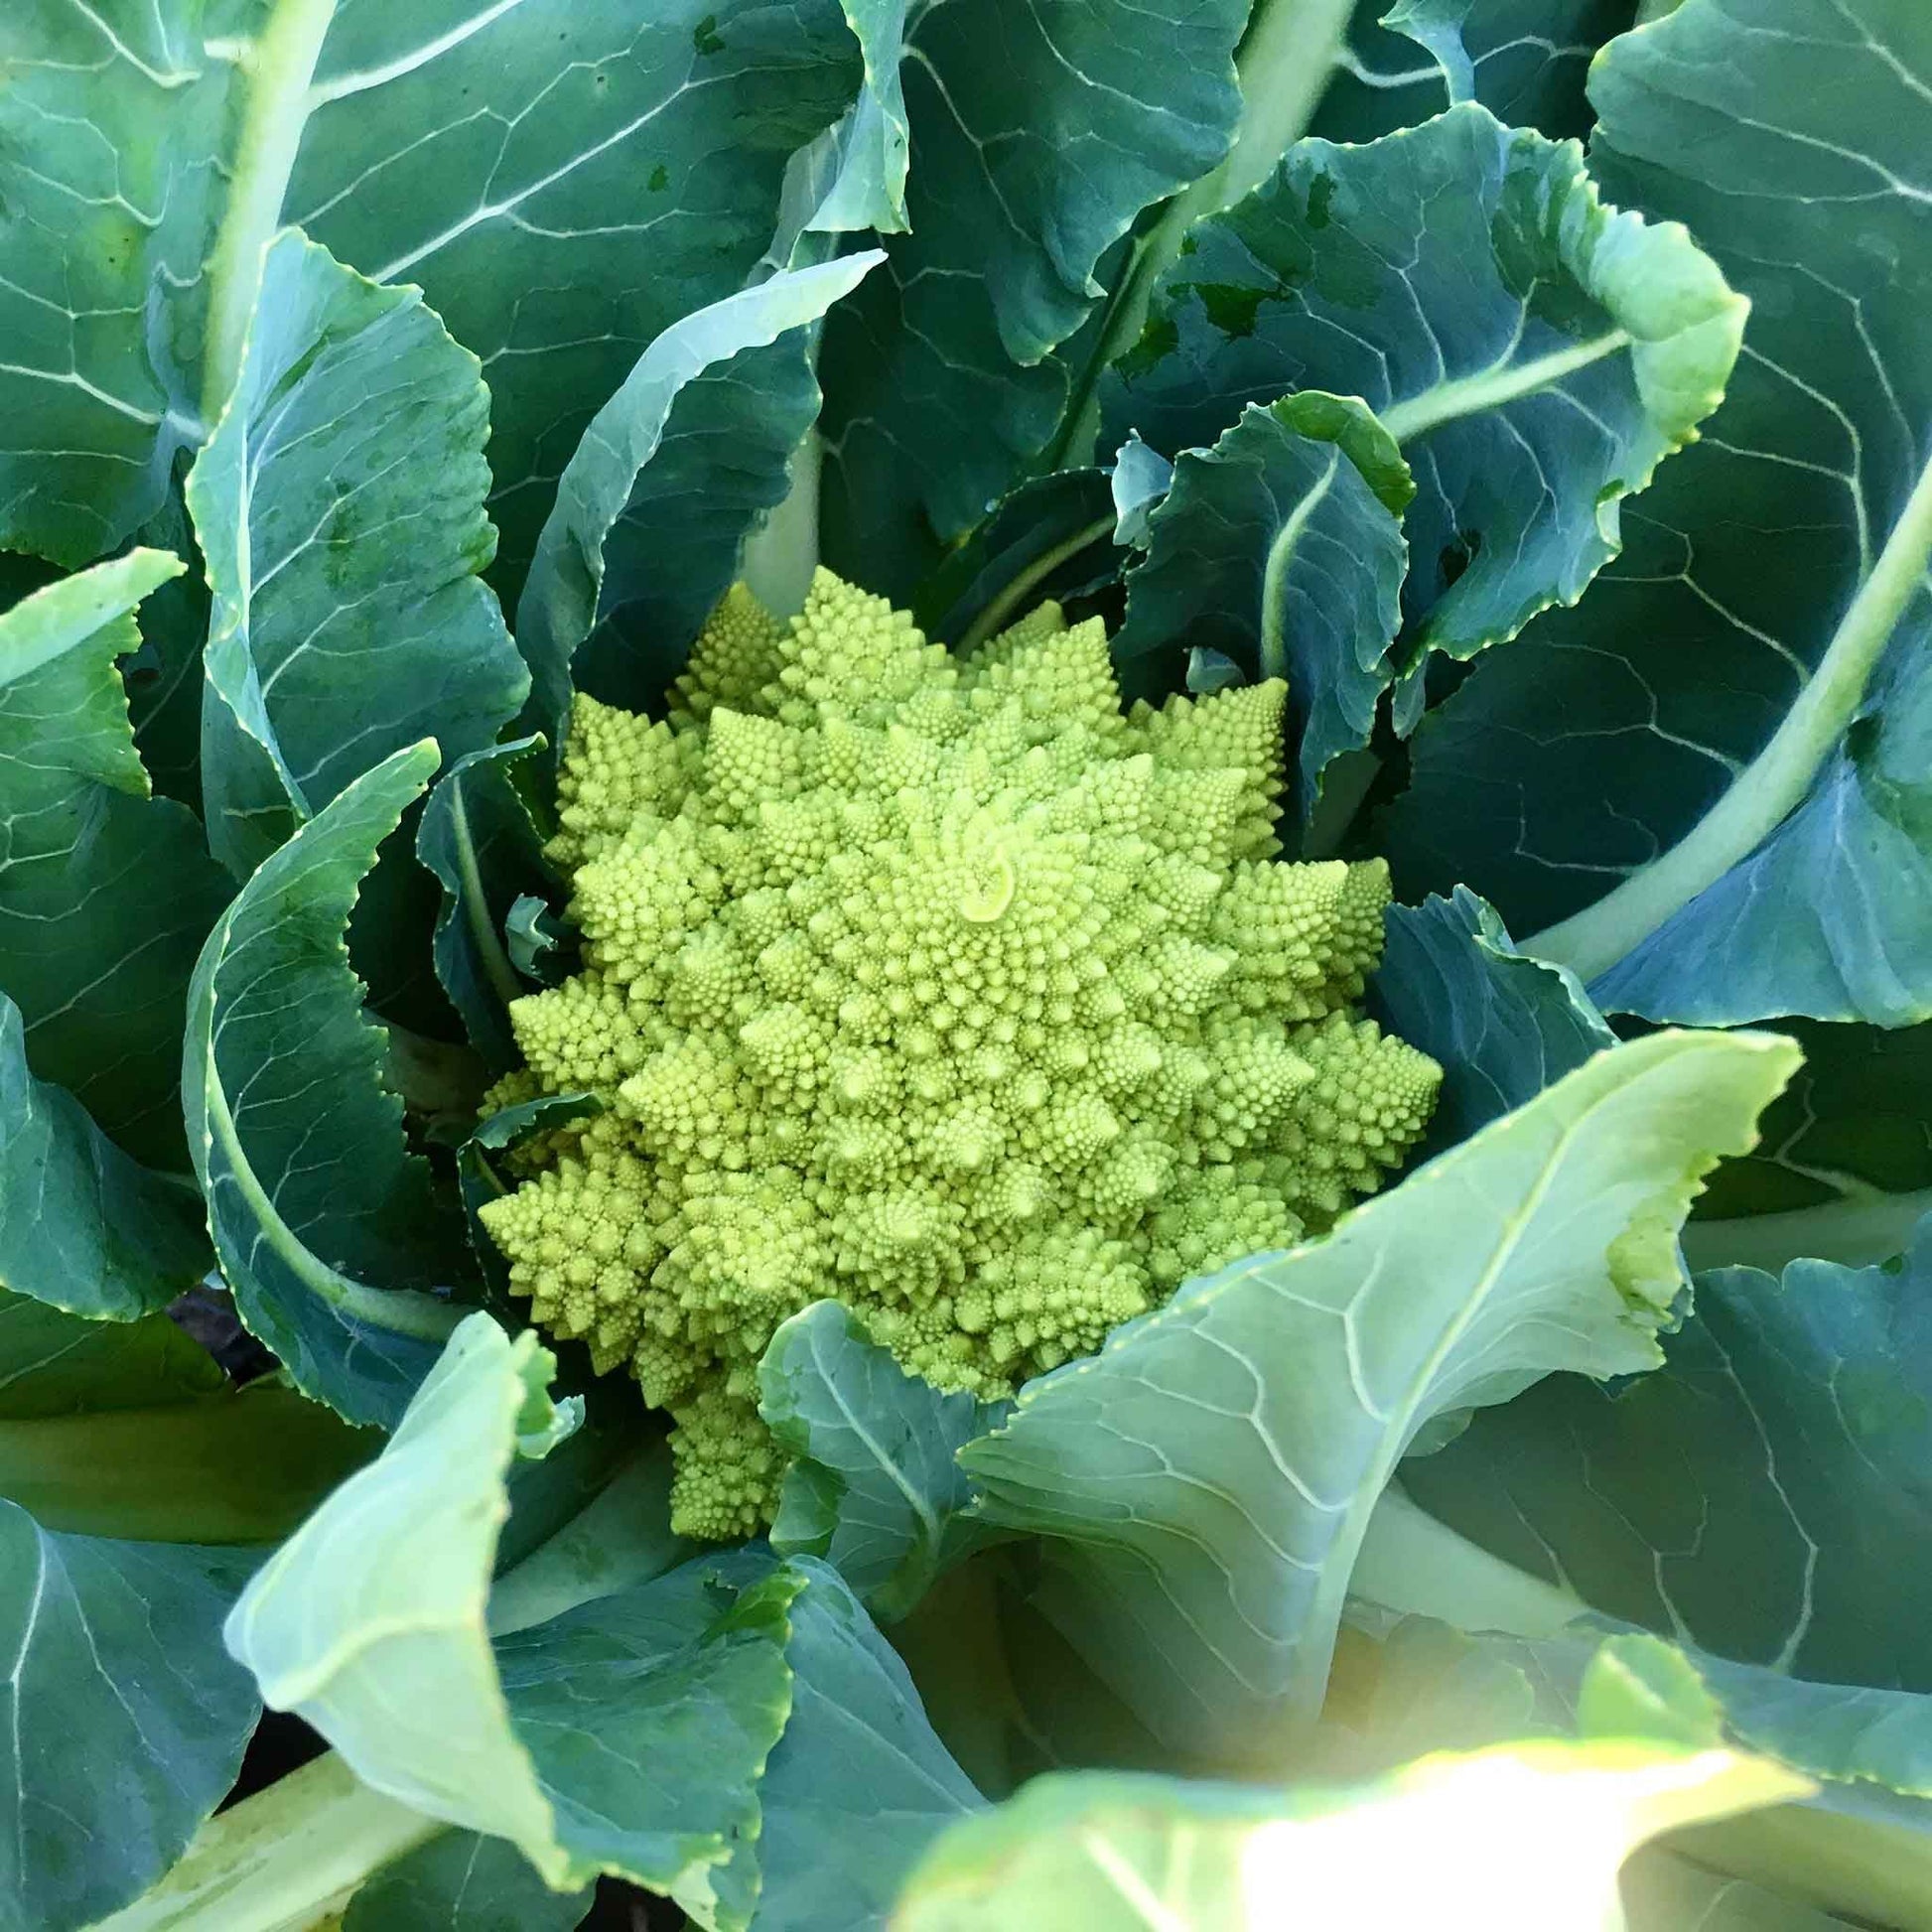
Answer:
[961, 1030, 1797, 1761]
[895, 1743, 1802, 1932]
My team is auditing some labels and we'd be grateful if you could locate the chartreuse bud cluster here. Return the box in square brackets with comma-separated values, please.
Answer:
[480, 572, 1440, 1538]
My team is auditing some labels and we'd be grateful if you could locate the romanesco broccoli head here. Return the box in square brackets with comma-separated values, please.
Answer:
[479, 570, 1441, 1539]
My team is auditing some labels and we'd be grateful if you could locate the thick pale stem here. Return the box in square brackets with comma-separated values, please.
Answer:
[1679, 1187, 1932, 1277]
[89, 1754, 442, 1932]
[203, 0, 339, 421]
[1047, 0, 1357, 472]
[1527, 457, 1932, 983]
[743, 426, 823, 619]
[1378, 333, 1629, 444]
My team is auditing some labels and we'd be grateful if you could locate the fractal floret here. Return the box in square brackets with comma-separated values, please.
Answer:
[479, 571, 1441, 1538]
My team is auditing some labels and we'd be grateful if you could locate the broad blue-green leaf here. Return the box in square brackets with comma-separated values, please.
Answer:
[292, 0, 861, 591]
[1368, 887, 1613, 1160]
[1404, 1215, 1932, 1699]
[0, 1, 862, 590]
[1388, 0, 1932, 1027]
[1311, 0, 1638, 145]
[0, 12, 236, 563]
[190, 229, 526, 879]
[894, 1743, 1802, 1932]
[1686, 1019, 1932, 1276]
[739, 1556, 984, 1931]
[0, 1499, 258, 1932]
[343, 1831, 591, 1932]
[960, 1029, 1797, 1761]
[0, 551, 231, 1165]
[911, 470, 1119, 651]
[0, 991, 206, 1317]
[1104, 102, 1744, 697]
[515, 254, 883, 741]
[417, 739, 558, 1071]
[1112, 392, 1412, 809]
[0, 1288, 374, 1544]
[185, 743, 468, 1428]
[817, 0, 1254, 599]
[760, 1303, 1006, 1621]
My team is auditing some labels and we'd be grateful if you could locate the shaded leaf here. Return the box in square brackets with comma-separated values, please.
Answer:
[818, 0, 1253, 598]
[741, 1557, 984, 1931]
[516, 255, 883, 741]
[1389, 0, 1932, 1026]
[1311, 0, 1638, 145]
[185, 743, 468, 1429]
[0, 552, 231, 1166]
[1112, 392, 1412, 809]
[0, 1288, 375, 1544]
[417, 739, 559, 1071]
[0, 992, 207, 1318]
[910, 470, 1119, 652]
[1686, 1018, 1932, 1276]
[344, 1830, 591, 1932]
[1367, 886, 1613, 1160]
[0, 0, 863, 595]
[1403, 1216, 1932, 1698]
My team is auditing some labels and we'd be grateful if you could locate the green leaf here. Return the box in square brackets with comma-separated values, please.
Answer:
[515, 255, 884, 743]
[1686, 1019, 1932, 1277]
[960, 1029, 1797, 1761]
[1311, 0, 1638, 145]
[1367, 886, 1614, 1160]
[738, 1556, 985, 1931]
[759, 1302, 1007, 1621]
[0, 1499, 259, 1932]
[804, 0, 916, 236]
[189, 228, 527, 879]
[417, 739, 559, 1071]
[185, 742, 469, 1429]
[0, 1288, 375, 1543]
[817, 0, 1254, 599]
[343, 1831, 591, 1932]
[894, 1743, 1805, 1931]
[0, 992, 207, 1318]
[1403, 1215, 1932, 1700]
[1621, 1848, 1867, 1932]
[458, 1093, 605, 1319]
[1388, 0, 1932, 1027]
[0, 551, 232, 1165]
[1104, 101, 1744, 699]
[0, 1, 863, 591]
[0, 13, 235, 563]
[1111, 392, 1412, 809]
[224, 1314, 579, 1877]
[910, 470, 1119, 652]
[224, 1313, 801, 1919]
